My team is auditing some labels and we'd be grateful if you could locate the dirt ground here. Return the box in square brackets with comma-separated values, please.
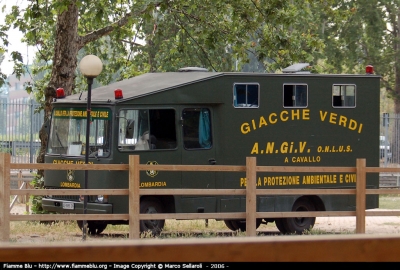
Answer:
[314, 211, 400, 234]
[8, 203, 400, 237]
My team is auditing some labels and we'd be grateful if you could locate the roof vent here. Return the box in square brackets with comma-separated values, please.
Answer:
[178, 67, 208, 72]
[282, 63, 310, 73]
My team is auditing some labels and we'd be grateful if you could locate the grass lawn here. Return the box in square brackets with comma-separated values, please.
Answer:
[379, 194, 400, 209]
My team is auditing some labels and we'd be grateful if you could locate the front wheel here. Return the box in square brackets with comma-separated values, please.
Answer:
[282, 198, 316, 235]
[140, 197, 165, 235]
[77, 220, 107, 235]
[224, 219, 262, 232]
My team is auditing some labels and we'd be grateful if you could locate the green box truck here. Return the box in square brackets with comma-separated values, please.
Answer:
[42, 64, 380, 235]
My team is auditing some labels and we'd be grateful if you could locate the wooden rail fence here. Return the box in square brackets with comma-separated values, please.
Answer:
[1, 153, 400, 242]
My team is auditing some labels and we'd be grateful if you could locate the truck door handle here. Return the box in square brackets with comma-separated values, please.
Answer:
[209, 158, 216, 165]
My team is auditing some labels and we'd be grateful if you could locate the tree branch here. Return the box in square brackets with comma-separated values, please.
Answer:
[169, 7, 230, 36]
[250, 0, 267, 20]
[78, 12, 133, 49]
[120, 39, 143, 46]
[78, 0, 164, 49]
[172, 12, 217, 71]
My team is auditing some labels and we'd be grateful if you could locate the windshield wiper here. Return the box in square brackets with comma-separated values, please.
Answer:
[56, 132, 65, 149]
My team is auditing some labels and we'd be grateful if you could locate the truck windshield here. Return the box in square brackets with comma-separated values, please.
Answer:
[47, 107, 111, 157]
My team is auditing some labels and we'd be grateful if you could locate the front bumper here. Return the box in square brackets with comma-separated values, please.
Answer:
[42, 198, 113, 214]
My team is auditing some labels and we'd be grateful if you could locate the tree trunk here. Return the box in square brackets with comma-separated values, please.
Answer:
[37, 1, 79, 176]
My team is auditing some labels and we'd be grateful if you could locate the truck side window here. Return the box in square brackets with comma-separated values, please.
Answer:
[118, 109, 177, 151]
[233, 83, 259, 108]
[182, 108, 212, 150]
[332, 84, 356, 108]
[283, 84, 308, 108]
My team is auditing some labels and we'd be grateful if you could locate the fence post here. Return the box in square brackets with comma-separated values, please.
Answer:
[29, 99, 34, 164]
[17, 171, 23, 203]
[129, 155, 140, 239]
[246, 156, 257, 237]
[25, 176, 30, 213]
[0, 153, 11, 241]
[356, 158, 366, 234]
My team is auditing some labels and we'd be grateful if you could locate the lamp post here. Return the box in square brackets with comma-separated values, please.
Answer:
[79, 55, 103, 240]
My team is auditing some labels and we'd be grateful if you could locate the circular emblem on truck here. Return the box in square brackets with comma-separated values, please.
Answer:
[67, 170, 75, 182]
[146, 161, 158, 177]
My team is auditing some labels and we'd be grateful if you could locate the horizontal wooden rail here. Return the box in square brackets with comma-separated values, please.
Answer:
[10, 175, 34, 181]
[366, 210, 400, 216]
[139, 164, 246, 171]
[10, 214, 129, 221]
[1, 235, 400, 262]
[9, 187, 398, 197]
[10, 188, 360, 196]
[8, 162, 400, 173]
[366, 167, 400, 173]
[256, 165, 356, 173]
[10, 163, 130, 170]
[10, 211, 371, 222]
[366, 189, 400, 194]
[11, 210, 400, 222]
[10, 189, 129, 196]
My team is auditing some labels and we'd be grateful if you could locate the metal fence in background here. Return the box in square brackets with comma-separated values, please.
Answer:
[380, 113, 400, 167]
[0, 99, 43, 167]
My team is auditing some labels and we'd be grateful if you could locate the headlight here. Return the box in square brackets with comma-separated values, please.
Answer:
[96, 195, 108, 203]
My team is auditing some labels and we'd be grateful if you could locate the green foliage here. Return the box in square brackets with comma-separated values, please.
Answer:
[315, 0, 400, 111]
[1, 0, 334, 100]
[30, 175, 49, 214]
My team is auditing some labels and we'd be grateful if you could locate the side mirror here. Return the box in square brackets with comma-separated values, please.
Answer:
[125, 119, 135, 139]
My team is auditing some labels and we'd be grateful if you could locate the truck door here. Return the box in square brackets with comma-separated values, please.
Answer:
[180, 107, 217, 213]
[116, 107, 181, 189]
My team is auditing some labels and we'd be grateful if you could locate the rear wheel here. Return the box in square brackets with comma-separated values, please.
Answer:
[275, 218, 288, 234]
[224, 219, 262, 232]
[140, 197, 165, 235]
[223, 220, 237, 231]
[283, 198, 316, 234]
[77, 221, 107, 235]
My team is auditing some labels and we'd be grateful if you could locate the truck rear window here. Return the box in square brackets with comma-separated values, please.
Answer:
[332, 84, 356, 108]
[233, 83, 259, 108]
[283, 84, 308, 108]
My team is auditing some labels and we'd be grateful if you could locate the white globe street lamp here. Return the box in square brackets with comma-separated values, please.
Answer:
[79, 55, 103, 240]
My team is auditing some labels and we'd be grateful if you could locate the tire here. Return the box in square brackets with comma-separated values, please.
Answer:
[224, 220, 237, 231]
[283, 198, 316, 235]
[224, 219, 262, 232]
[275, 218, 288, 234]
[140, 198, 165, 235]
[77, 220, 107, 235]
